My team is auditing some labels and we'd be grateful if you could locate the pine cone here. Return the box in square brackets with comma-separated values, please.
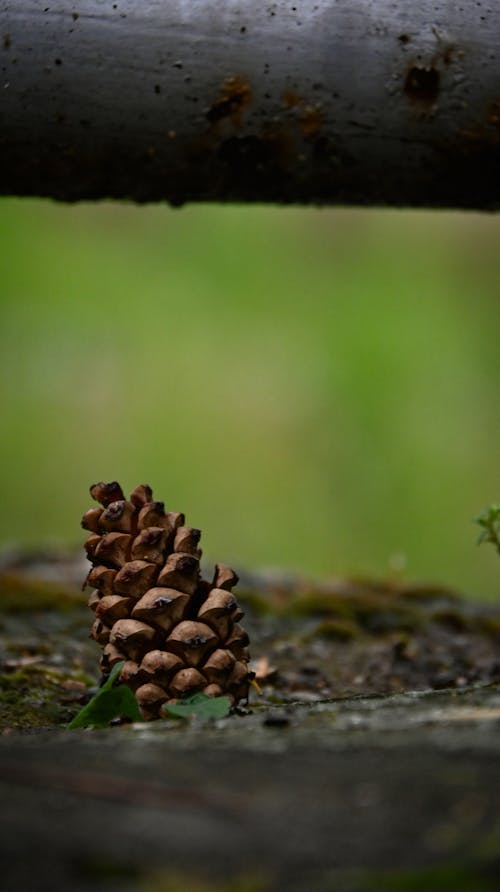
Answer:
[82, 482, 250, 719]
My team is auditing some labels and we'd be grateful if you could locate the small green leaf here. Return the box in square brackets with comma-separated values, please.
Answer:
[163, 692, 231, 721]
[476, 530, 490, 546]
[474, 504, 500, 555]
[67, 662, 142, 729]
[475, 505, 500, 526]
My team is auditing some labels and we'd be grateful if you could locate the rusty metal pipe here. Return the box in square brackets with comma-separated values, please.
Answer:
[1, 1, 499, 208]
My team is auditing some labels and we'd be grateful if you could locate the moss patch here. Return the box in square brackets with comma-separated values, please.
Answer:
[289, 588, 423, 635]
[338, 862, 500, 892]
[236, 587, 275, 615]
[140, 871, 269, 892]
[0, 571, 83, 612]
[305, 618, 361, 642]
[0, 665, 80, 729]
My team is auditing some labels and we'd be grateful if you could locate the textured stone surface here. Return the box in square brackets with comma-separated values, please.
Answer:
[1, 551, 500, 890]
[2, 685, 500, 891]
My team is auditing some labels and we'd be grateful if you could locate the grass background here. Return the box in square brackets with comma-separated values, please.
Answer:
[0, 199, 498, 597]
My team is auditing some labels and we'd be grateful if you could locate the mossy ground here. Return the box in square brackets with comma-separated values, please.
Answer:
[71, 862, 500, 892]
[0, 665, 76, 729]
[188, 864, 499, 892]
[0, 571, 83, 612]
[1, 557, 500, 731]
[2, 559, 500, 892]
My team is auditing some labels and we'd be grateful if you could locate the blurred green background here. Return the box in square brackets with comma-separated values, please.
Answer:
[0, 199, 498, 597]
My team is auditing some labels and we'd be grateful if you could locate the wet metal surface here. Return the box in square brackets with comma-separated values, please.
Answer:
[1, 1, 500, 207]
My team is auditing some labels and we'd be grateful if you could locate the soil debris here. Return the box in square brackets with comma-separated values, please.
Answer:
[0, 550, 499, 730]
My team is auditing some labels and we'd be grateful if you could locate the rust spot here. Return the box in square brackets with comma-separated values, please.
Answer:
[282, 92, 323, 137]
[404, 66, 440, 105]
[455, 100, 500, 148]
[283, 91, 302, 109]
[488, 101, 500, 129]
[301, 106, 322, 137]
[206, 76, 252, 125]
[441, 45, 455, 67]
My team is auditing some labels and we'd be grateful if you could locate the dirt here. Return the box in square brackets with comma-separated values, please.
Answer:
[1, 549, 500, 890]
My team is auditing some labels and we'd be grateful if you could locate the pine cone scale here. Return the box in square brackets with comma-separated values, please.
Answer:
[82, 482, 250, 719]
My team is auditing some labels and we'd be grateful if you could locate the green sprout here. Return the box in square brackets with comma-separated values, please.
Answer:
[475, 505, 500, 556]
[67, 662, 142, 729]
[68, 661, 232, 729]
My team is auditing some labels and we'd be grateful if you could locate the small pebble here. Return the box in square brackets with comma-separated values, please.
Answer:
[109, 716, 133, 727]
[263, 714, 290, 728]
[431, 671, 457, 690]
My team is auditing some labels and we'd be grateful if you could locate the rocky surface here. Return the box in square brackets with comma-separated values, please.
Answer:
[1, 550, 500, 890]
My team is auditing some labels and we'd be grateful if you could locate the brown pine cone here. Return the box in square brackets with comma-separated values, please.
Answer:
[82, 481, 250, 719]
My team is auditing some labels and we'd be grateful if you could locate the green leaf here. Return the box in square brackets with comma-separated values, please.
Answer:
[67, 662, 142, 729]
[475, 505, 500, 526]
[163, 692, 231, 721]
[474, 504, 500, 555]
[476, 530, 490, 546]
